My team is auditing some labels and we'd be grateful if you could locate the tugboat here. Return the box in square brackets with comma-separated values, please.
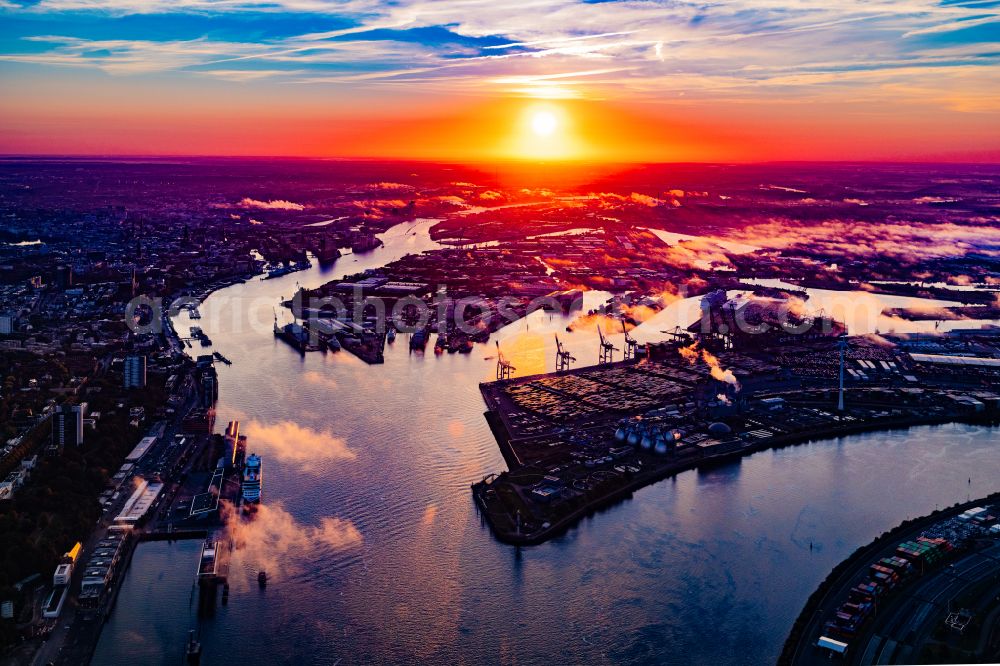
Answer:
[258, 570, 268, 588]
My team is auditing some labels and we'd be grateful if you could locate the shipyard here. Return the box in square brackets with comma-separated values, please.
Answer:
[474, 291, 1000, 545]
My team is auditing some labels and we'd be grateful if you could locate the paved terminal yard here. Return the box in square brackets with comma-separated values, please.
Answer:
[474, 335, 1000, 545]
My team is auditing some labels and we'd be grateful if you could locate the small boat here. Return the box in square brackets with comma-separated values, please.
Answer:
[258, 570, 267, 588]
[186, 630, 202, 665]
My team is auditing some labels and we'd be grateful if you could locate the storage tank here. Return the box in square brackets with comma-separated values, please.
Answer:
[641, 427, 657, 451]
[627, 424, 642, 447]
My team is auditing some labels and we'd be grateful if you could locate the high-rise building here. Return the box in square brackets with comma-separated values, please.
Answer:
[54, 265, 73, 289]
[124, 355, 147, 389]
[52, 403, 85, 449]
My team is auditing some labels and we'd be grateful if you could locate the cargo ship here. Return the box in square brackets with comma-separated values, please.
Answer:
[242, 453, 262, 504]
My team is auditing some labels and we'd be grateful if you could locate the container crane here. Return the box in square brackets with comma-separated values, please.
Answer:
[662, 325, 689, 343]
[496, 340, 515, 380]
[622, 320, 639, 361]
[598, 325, 617, 365]
[555, 334, 575, 372]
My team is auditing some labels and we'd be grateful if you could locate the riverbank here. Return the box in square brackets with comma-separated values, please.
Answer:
[475, 405, 1000, 546]
[780, 492, 1000, 665]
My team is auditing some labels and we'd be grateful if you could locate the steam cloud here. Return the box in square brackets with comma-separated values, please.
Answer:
[220, 501, 362, 588]
[239, 198, 305, 211]
[244, 419, 357, 466]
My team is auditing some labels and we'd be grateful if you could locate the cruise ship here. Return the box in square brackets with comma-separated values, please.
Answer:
[242, 454, 262, 504]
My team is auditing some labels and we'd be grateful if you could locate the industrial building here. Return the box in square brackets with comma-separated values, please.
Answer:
[77, 531, 130, 609]
[114, 479, 164, 524]
[124, 435, 157, 463]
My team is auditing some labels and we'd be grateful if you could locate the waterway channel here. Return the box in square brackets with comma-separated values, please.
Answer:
[94, 220, 1000, 665]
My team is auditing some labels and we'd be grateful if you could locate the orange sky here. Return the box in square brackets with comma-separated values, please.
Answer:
[1, 1, 1000, 162]
[3, 77, 998, 163]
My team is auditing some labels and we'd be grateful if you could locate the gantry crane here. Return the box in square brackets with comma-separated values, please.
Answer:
[662, 325, 689, 343]
[622, 320, 639, 361]
[598, 325, 617, 365]
[555, 334, 575, 372]
[496, 340, 515, 380]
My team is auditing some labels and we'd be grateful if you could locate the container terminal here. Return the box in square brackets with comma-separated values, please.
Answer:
[473, 293, 1000, 546]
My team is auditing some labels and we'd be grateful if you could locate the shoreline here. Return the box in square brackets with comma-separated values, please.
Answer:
[779, 491, 1000, 665]
[474, 411, 1000, 547]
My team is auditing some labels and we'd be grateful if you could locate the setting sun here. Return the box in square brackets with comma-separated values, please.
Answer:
[531, 110, 558, 137]
[495, 103, 587, 161]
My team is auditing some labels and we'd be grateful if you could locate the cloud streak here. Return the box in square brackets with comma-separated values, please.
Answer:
[0, 0, 997, 110]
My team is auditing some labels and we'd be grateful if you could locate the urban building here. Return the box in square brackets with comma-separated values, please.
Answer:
[52, 403, 86, 449]
[123, 354, 147, 388]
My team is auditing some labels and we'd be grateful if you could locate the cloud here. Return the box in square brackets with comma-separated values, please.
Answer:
[3, 0, 1000, 112]
[371, 181, 414, 191]
[243, 419, 356, 465]
[302, 370, 337, 391]
[222, 501, 362, 588]
[732, 219, 1000, 263]
[239, 197, 305, 210]
[629, 192, 662, 207]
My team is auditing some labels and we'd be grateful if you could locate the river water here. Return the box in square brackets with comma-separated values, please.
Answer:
[93, 220, 1000, 665]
